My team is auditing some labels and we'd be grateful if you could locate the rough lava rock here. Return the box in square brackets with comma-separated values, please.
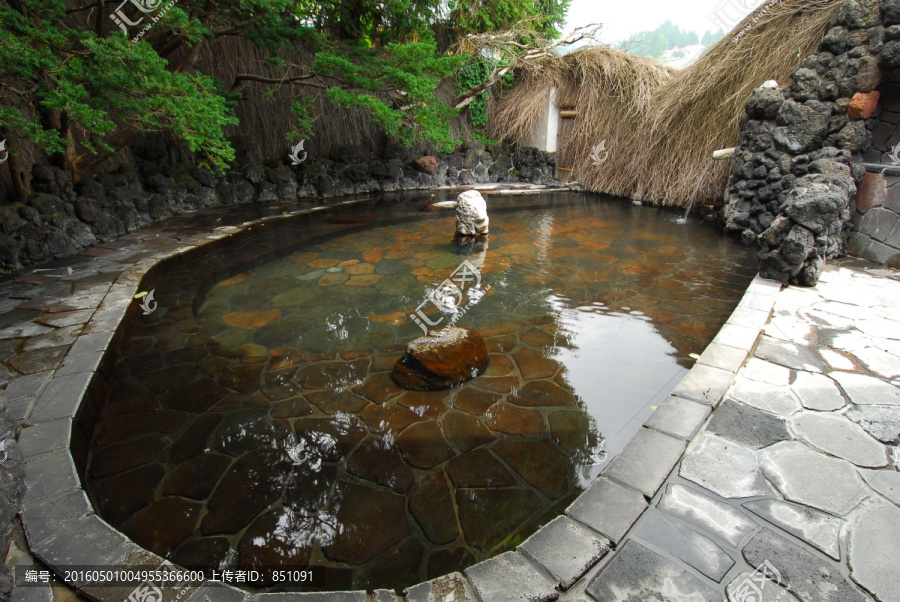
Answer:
[392, 327, 489, 391]
[456, 190, 489, 236]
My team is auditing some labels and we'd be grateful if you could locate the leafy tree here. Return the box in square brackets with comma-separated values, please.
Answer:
[702, 29, 726, 46]
[0, 0, 572, 200]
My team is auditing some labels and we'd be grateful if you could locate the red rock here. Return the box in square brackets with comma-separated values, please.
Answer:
[392, 327, 489, 391]
[849, 91, 880, 119]
[442, 411, 495, 452]
[322, 481, 409, 564]
[222, 309, 280, 329]
[855, 173, 886, 213]
[414, 155, 438, 175]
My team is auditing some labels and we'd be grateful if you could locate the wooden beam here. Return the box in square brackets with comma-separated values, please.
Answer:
[560, 110, 578, 118]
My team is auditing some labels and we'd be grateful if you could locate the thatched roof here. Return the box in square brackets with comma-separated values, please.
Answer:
[489, 0, 844, 207]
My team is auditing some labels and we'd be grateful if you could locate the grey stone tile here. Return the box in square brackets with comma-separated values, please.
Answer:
[760, 441, 869, 516]
[671, 364, 735, 407]
[1, 371, 53, 401]
[5, 397, 34, 423]
[725, 571, 800, 602]
[566, 478, 647, 544]
[743, 498, 843, 560]
[404, 572, 478, 602]
[726, 306, 772, 331]
[69, 329, 116, 353]
[464, 552, 558, 602]
[186, 582, 251, 602]
[29, 372, 92, 423]
[711, 323, 761, 351]
[658, 484, 758, 548]
[36, 310, 94, 328]
[519, 516, 610, 590]
[831, 371, 900, 406]
[848, 500, 900, 602]
[21, 488, 92, 547]
[0, 323, 53, 341]
[21, 325, 82, 352]
[743, 528, 868, 602]
[729, 378, 802, 418]
[22, 449, 81, 505]
[791, 411, 888, 468]
[631, 510, 736, 582]
[17, 418, 72, 458]
[10, 582, 54, 602]
[53, 350, 104, 377]
[585, 540, 721, 602]
[679, 433, 773, 499]
[644, 396, 711, 440]
[791, 371, 846, 411]
[254, 593, 366, 601]
[82, 309, 124, 334]
[755, 336, 827, 373]
[852, 346, 900, 380]
[707, 400, 790, 449]
[373, 590, 401, 602]
[696, 343, 748, 373]
[737, 291, 778, 314]
[858, 468, 900, 505]
[602, 428, 685, 497]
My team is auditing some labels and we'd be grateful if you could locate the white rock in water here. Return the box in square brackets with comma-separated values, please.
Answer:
[456, 190, 489, 236]
[761, 80, 779, 89]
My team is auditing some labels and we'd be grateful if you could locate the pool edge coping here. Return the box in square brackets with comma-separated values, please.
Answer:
[14, 199, 780, 602]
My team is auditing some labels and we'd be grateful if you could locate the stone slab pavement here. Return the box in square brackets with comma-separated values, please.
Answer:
[564, 263, 900, 602]
[1, 183, 898, 602]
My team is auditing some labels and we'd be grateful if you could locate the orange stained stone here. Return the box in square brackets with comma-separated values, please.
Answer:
[344, 262, 375, 275]
[414, 251, 441, 260]
[590, 219, 618, 228]
[658, 245, 680, 255]
[623, 264, 667, 276]
[346, 274, 383, 287]
[411, 267, 433, 276]
[385, 248, 414, 259]
[582, 241, 610, 251]
[338, 259, 360, 267]
[217, 273, 253, 287]
[308, 258, 341, 269]
[360, 403, 422, 435]
[222, 309, 280, 330]
[318, 272, 349, 286]
[484, 403, 547, 437]
[289, 251, 320, 264]
[367, 310, 410, 325]
[362, 248, 385, 263]
[551, 224, 576, 233]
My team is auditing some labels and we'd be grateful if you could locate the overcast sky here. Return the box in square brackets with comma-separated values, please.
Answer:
[564, 0, 754, 44]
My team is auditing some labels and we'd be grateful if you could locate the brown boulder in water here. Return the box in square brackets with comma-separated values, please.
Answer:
[392, 327, 488, 391]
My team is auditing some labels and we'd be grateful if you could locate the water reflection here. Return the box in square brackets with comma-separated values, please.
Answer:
[84, 192, 756, 593]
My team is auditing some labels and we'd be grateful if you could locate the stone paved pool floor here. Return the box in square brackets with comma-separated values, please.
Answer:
[0, 188, 899, 601]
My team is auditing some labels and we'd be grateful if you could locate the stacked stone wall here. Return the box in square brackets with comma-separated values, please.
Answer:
[723, 0, 900, 284]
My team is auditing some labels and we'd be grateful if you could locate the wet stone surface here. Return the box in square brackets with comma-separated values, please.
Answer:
[58, 194, 755, 593]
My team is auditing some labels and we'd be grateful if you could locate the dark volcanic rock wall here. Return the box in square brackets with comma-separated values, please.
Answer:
[723, 0, 900, 285]
[0, 142, 559, 274]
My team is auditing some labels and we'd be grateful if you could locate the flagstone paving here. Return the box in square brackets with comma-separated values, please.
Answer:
[1, 183, 899, 601]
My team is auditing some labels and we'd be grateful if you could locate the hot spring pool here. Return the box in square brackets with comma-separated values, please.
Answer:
[83, 191, 756, 593]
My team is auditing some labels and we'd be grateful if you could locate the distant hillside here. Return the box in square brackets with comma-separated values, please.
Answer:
[618, 20, 725, 60]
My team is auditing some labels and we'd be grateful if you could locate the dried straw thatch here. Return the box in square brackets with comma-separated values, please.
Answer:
[489, 0, 844, 207]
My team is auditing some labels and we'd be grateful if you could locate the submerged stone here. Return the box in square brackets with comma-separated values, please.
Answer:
[409, 469, 459, 545]
[393, 327, 489, 391]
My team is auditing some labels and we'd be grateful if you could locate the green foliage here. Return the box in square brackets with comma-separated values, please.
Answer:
[455, 55, 512, 141]
[619, 20, 700, 59]
[448, 0, 571, 37]
[0, 0, 571, 182]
